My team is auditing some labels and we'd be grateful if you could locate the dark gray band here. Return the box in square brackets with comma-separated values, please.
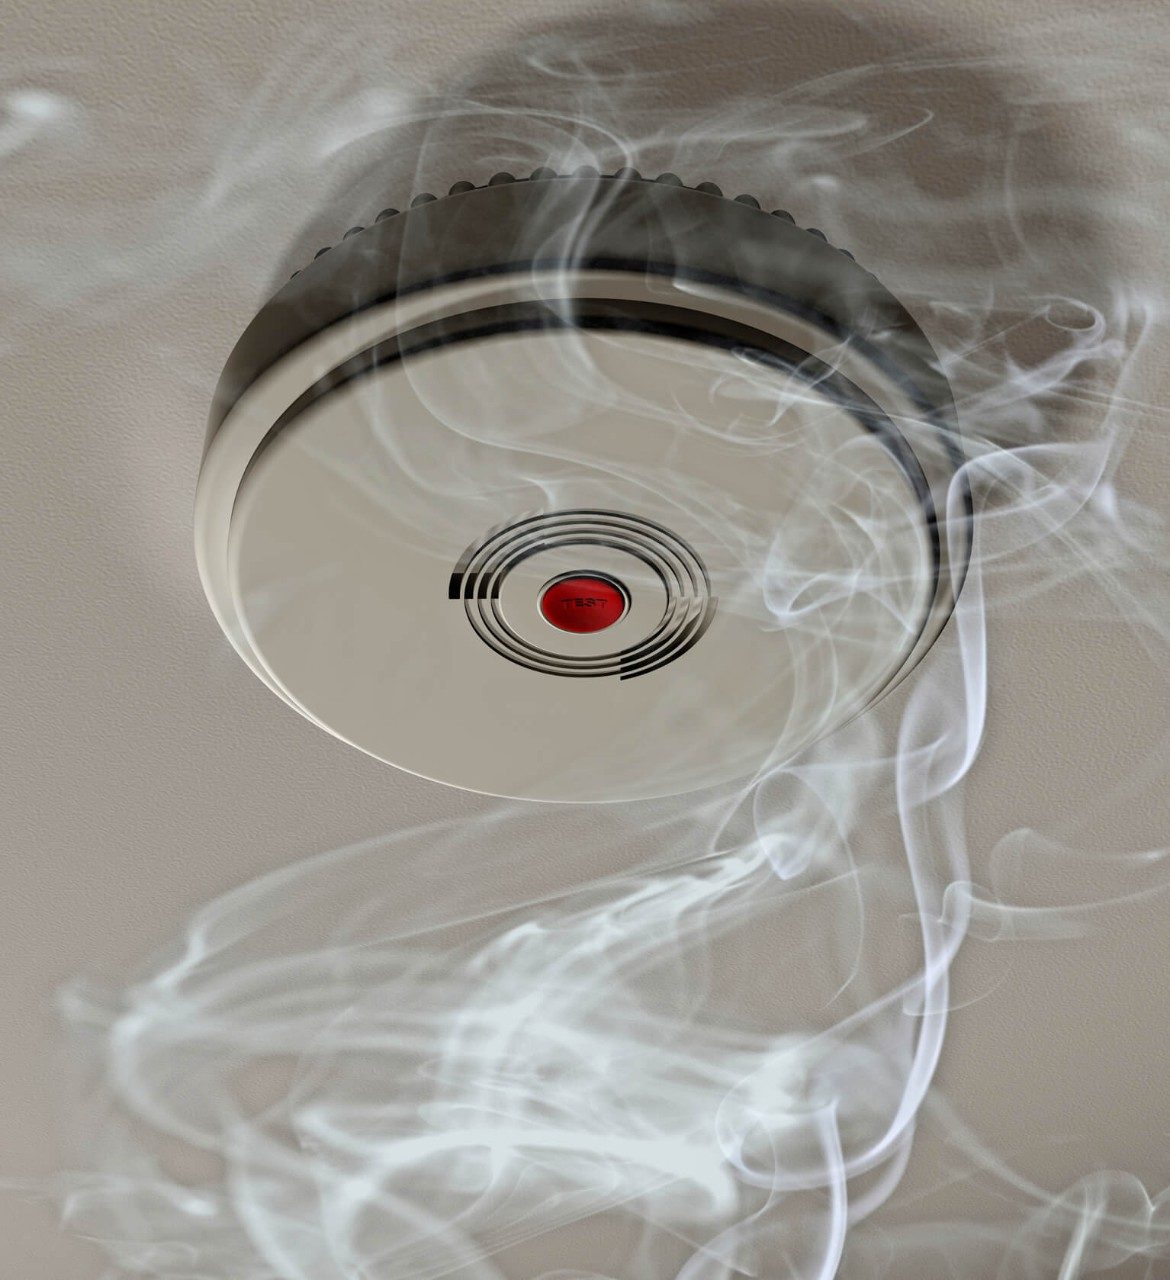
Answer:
[208, 174, 957, 450]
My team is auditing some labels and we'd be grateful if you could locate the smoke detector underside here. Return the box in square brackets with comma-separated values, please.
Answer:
[196, 169, 970, 802]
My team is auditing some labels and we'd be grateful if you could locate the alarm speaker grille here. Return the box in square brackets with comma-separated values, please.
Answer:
[449, 510, 717, 680]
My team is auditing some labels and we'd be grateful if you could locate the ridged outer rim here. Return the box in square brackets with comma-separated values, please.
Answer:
[207, 167, 962, 472]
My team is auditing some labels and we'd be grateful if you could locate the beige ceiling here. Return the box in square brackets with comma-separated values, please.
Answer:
[3, 0, 1169, 1276]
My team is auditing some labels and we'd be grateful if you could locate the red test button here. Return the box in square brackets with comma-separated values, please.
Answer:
[540, 575, 628, 633]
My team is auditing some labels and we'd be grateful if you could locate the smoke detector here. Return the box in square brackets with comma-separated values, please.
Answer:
[195, 168, 969, 803]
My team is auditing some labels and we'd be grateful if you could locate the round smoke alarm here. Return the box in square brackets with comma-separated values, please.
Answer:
[196, 168, 969, 803]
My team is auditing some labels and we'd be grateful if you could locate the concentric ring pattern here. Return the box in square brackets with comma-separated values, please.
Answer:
[449, 510, 716, 680]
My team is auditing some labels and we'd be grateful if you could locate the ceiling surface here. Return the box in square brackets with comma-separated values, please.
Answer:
[3, 1, 1170, 1277]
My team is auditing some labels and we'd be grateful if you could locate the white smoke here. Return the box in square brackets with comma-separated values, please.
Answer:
[4, 3, 1170, 1276]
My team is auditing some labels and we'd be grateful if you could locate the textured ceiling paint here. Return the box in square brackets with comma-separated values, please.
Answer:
[2, 0, 1169, 1276]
